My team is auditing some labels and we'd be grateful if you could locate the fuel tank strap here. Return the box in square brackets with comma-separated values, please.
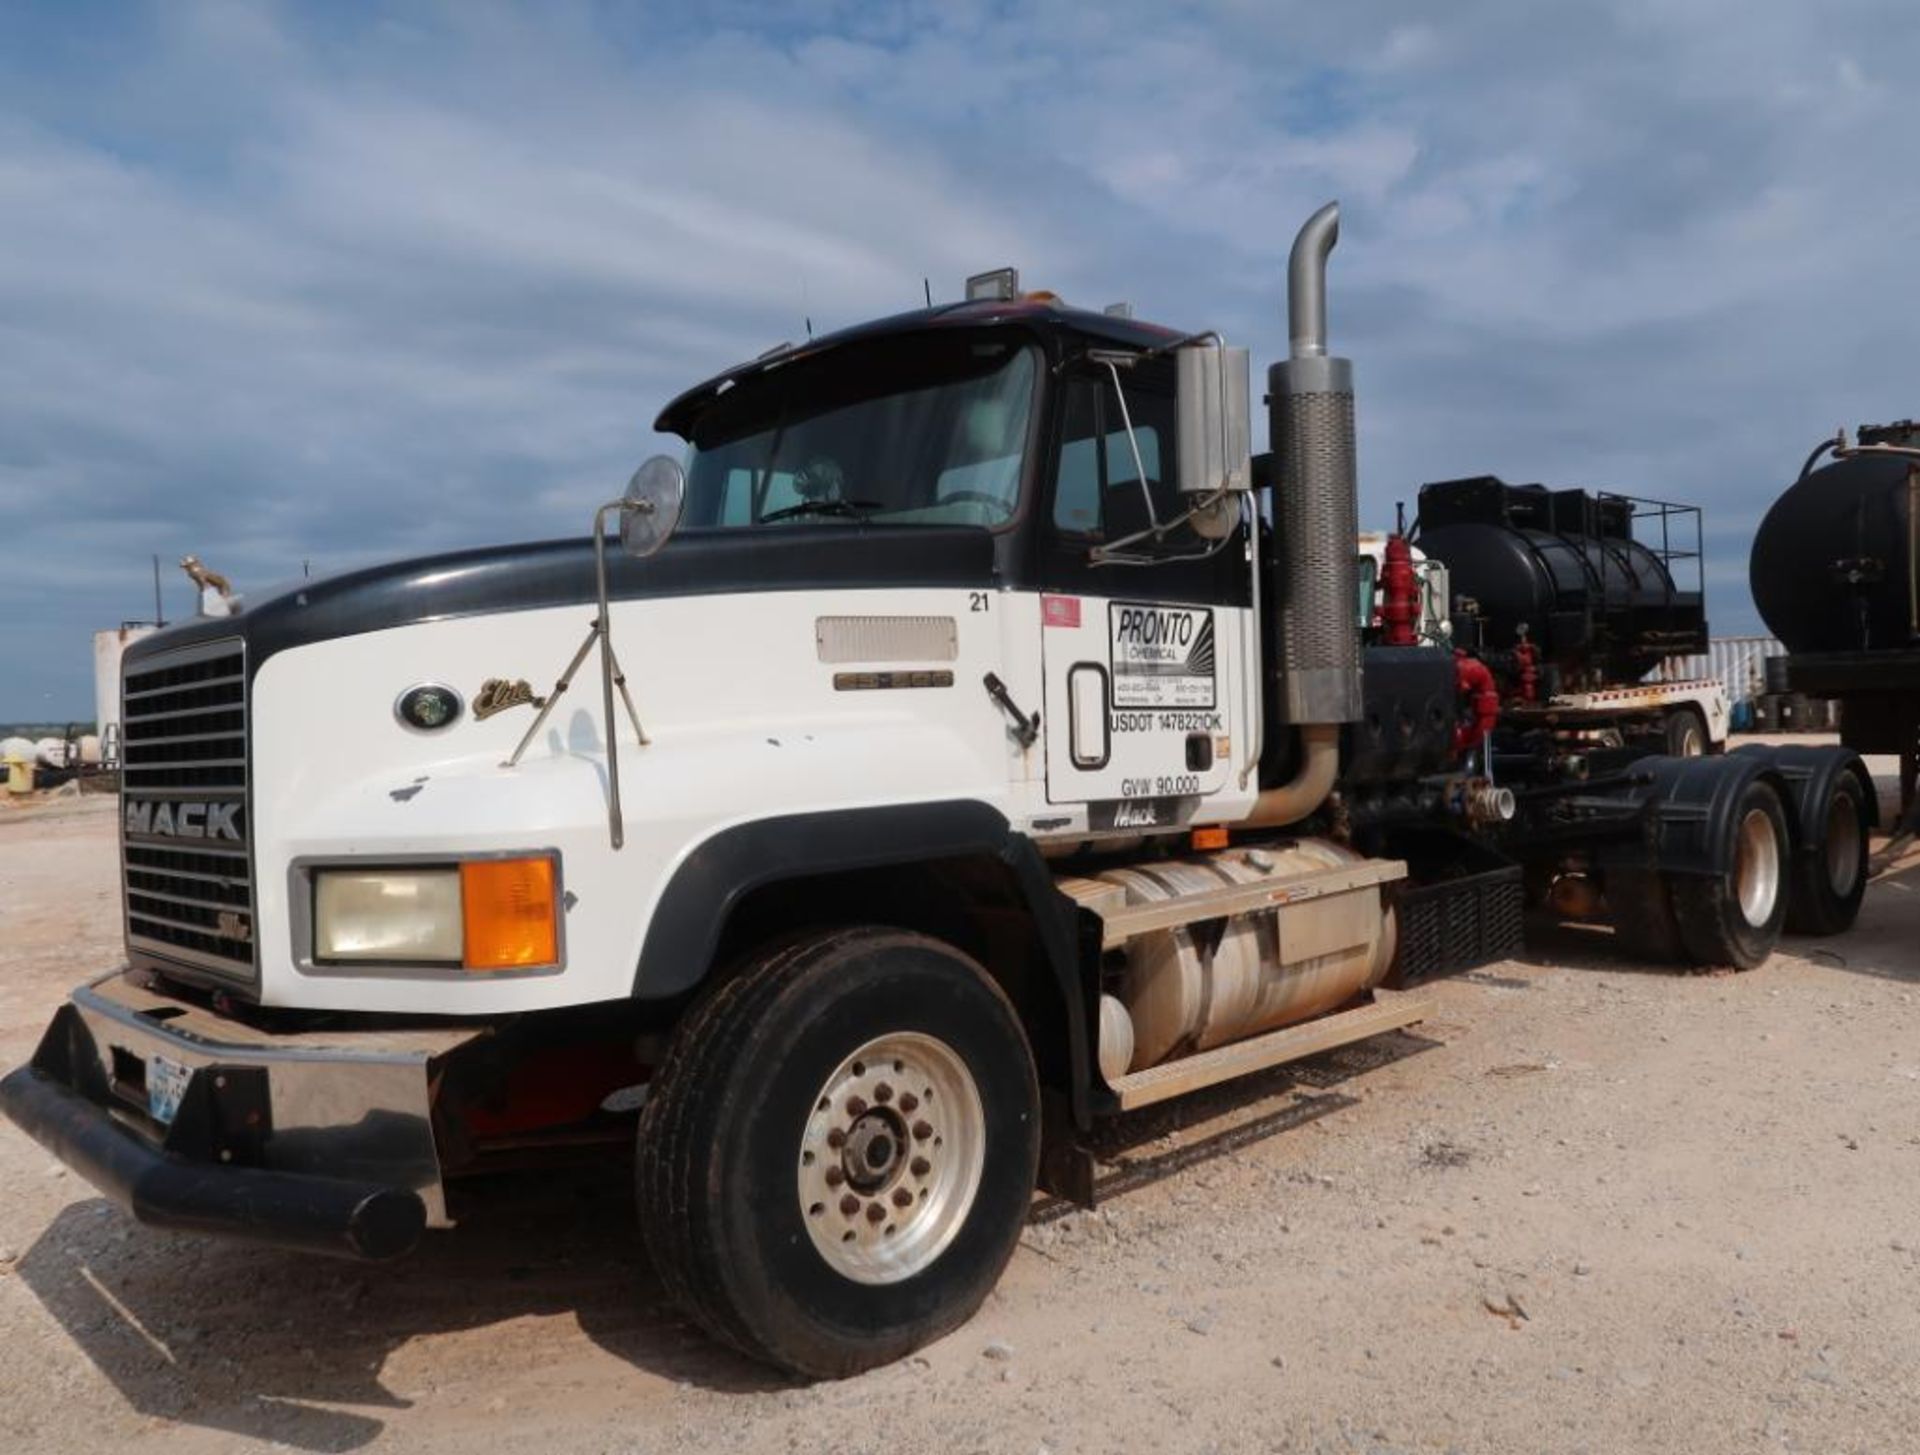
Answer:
[1092, 856, 1406, 949]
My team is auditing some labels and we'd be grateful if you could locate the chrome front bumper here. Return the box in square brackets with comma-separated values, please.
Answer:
[0, 971, 491, 1259]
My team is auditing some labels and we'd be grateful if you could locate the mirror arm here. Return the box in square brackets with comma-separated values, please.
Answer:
[593, 503, 626, 850]
[1087, 487, 1236, 566]
[503, 499, 651, 852]
[592, 501, 653, 849]
[1099, 357, 1161, 534]
[1134, 328, 1223, 362]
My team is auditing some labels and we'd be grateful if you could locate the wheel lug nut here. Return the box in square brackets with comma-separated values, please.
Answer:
[898, 1092, 919, 1113]
[866, 1202, 886, 1224]
[827, 1128, 846, 1150]
[913, 1120, 933, 1141]
[875, 1082, 893, 1103]
[839, 1194, 861, 1217]
[825, 1166, 845, 1187]
[891, 1187, 913, 1208]
[846, 1096, 868, 1117]
[910, 1156, 930, 1177]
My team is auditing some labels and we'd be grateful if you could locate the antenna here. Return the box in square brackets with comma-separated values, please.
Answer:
[151, 554, 165, 627]
[803, 279, 813, 340]
[924, 277, 932, 307]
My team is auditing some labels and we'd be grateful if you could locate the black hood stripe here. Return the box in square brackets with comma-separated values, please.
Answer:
[128, 525, 997, 677]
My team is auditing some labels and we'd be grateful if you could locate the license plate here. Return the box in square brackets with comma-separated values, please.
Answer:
[147, 1054, 192, 1125]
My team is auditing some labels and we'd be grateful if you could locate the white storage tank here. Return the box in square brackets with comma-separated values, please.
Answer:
[94, 624, 160, 758]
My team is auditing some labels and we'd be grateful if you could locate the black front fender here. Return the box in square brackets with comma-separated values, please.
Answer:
[632, 801, 1097, 1128]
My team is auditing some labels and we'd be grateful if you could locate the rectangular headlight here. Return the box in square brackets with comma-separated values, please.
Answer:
[314, 868, 463, 963]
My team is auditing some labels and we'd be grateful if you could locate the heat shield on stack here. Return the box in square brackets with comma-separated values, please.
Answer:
[1269, 201, 1363, 726]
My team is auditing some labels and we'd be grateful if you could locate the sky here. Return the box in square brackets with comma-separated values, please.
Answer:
[3, 0, 1917, 719]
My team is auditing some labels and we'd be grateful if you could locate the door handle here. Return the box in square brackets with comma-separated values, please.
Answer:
[982, 672, 1041, 748]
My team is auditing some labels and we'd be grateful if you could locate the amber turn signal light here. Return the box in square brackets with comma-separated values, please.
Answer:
[460, 857, 558, 971]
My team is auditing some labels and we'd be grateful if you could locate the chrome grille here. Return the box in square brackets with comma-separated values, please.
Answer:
[120, 638, 256, 982]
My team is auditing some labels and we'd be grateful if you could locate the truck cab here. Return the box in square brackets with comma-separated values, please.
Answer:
[96, 292, 1271, 1023]
[657, 293, 1263, 843]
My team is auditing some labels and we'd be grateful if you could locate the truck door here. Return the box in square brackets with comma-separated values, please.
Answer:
[1037, 365, 1247, 834]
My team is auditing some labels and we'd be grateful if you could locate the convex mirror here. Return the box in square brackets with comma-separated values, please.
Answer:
[621, 455, 687, 558]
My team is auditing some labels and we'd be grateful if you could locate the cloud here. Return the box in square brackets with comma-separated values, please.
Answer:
[2, 0, 1918, 716]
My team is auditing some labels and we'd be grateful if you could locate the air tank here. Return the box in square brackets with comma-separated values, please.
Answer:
[1415, 476, 1707, 685]
[1751, 421, 1919, 653]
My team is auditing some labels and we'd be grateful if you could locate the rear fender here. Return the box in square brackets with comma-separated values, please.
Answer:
[1729, 743, 1880, 853]
[1598, 753, 1782, 878]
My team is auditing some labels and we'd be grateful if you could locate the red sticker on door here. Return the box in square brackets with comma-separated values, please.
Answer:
[1042, 595, 1081, 629]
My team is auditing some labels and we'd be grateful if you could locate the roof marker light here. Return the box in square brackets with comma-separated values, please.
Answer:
[965, 267, 1019, 302]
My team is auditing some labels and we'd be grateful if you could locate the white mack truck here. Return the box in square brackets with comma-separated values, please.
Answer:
[1, 204, 1876, 1377]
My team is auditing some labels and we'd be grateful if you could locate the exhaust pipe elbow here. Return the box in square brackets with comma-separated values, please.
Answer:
[1287, 201, 1340, 359]
[1244, 723, 1341, 828]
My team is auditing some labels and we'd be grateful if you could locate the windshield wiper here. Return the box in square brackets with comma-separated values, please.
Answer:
[760, 498, 885, 524]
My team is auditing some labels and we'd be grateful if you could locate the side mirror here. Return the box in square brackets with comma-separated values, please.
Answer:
[1175, 345, 1253, 498]
[620, 455, 687, 558]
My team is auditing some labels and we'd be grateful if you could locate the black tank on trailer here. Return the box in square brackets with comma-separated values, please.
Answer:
[1752, 420, 1920, 655]
[1415, 475, 1707, 687]
[1752, 420, 1920, 824]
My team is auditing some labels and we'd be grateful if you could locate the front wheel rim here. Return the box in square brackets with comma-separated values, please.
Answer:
[797, 1031, 986, 1285]
[1734, 806, 1782, 927]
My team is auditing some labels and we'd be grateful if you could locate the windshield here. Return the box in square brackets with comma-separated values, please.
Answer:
[682, 335, 1038, 530]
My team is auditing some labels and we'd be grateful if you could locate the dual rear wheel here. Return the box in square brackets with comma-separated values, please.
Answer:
[1784, 770, 1870, 935]
[1608, 767, 1871, 969]
[1609, 780, 1788, 969]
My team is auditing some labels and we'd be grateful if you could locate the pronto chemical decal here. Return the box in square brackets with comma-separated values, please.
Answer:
[1109, 603, 1216, 709]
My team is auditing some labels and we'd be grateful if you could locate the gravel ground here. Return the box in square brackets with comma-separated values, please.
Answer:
[1, 779, 1916, 1455]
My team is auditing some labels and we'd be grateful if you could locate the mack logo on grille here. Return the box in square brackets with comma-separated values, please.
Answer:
[125, 800, 243, 841]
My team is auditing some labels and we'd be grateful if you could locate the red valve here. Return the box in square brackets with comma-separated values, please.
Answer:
[1454, 651, 1501, 757]
[1380, 529, 1419, 647]
[1513, 637, 1539, 704]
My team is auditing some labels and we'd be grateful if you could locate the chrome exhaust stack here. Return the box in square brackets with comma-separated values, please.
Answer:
[1268, 200, 1363, 727]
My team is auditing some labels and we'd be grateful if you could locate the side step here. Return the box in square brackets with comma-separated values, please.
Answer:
[1102, 988, 1431, 1111]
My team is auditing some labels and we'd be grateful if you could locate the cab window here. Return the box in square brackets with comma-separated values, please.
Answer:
[1049, 367, 1194, 546]
[682, 336, 1039, 530]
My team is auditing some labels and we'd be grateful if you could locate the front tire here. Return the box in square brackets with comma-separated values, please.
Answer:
[636, 928, 1040, 1378]
[1670, 781, 1790, 969]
